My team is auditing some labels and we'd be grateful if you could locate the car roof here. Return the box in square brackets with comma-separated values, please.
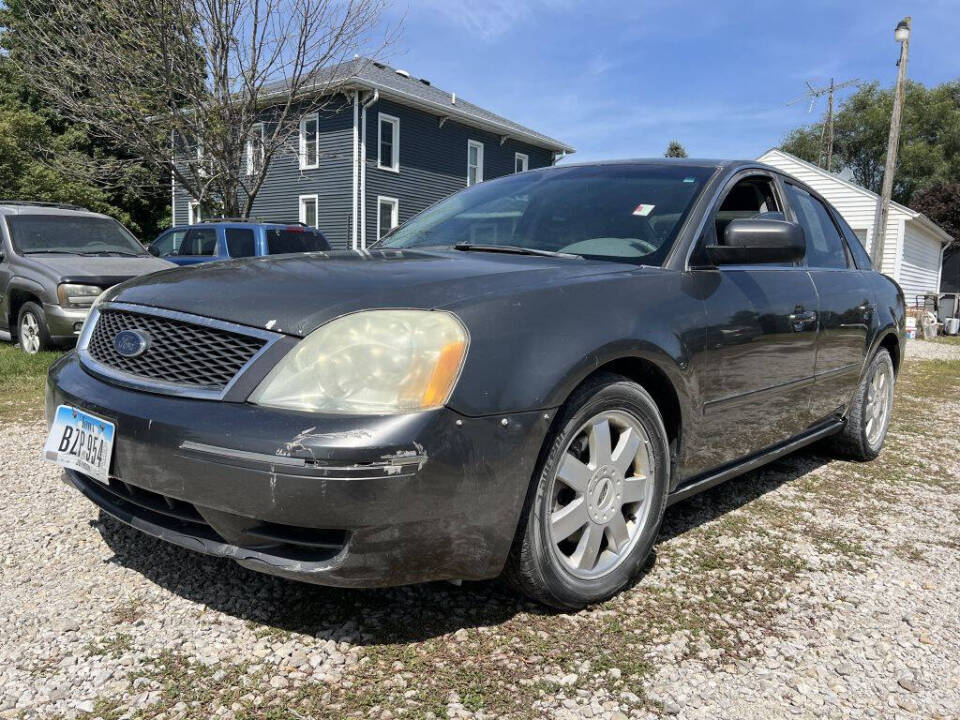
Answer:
[0, 204, 112, 220]
[173, 222, 319, 230]
[543, 158, 765, 171]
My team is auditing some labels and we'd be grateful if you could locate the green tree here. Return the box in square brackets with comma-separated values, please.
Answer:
[779, 80, 960, 207]
[911, 181, 960, 243]
[664, 141, 688, 158]
[0, 40, 168, 238]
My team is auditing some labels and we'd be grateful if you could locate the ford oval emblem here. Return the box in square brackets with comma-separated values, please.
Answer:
[114, 329, 150, 358]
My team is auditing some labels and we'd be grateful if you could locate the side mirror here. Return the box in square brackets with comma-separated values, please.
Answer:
[706, 218, 805, 265]
[147, 245, 161, 257]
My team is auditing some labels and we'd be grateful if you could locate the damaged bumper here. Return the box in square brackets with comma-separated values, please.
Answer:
[47, 353, 553, 587]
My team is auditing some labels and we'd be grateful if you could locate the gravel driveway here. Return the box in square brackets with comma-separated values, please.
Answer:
[2, 357, 958, 720]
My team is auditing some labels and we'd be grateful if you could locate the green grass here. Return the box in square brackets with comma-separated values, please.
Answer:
[0, 343, 63, 422]
[932, 334, 960, 346]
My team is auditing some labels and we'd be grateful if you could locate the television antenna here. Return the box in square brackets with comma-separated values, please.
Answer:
[787, 77, 859, 171]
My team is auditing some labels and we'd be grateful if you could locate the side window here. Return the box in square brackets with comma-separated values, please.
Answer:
[151, 229, 186, 257]
[178, 228, 217, 256]
[225, 228, 256, 258]
[691, 175, 783, 266]
[783, 184, 849, 269]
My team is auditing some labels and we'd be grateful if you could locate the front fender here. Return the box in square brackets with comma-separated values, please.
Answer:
[446, 269, 706, 420]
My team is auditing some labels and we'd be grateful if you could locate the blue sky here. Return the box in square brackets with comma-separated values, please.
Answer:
[378, 0, 960, 162]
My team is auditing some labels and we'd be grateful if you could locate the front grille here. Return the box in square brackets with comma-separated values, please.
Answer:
[87, 309, 266, 390]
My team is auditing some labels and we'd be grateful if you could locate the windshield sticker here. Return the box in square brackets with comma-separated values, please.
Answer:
[632, 204, 655, 217]
[683, 177, 697, 183]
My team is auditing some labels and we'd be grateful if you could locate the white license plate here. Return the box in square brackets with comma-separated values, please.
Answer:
[44, 405, 116, 484]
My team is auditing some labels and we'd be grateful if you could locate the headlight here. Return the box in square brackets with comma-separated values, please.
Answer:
[249, 310, 469, 414]
[57, 283, 101, 307]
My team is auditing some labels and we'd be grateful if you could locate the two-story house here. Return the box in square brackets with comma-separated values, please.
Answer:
[172, 58, 575, 250]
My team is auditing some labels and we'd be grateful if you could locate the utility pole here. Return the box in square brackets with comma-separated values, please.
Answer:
[787, 78, 859, 170]
[872, 17, 912, 268]
[826, 78, 836, 171]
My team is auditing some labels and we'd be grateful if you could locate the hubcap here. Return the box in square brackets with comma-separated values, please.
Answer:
[20, 313, 40, 354]
[864, 359, 894, 449]
[547, 410, 654, 579]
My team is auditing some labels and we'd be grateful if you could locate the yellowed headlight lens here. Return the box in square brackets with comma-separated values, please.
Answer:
[250, 310, 469, 414]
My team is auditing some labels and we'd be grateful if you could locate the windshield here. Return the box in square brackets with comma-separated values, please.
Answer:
[6, 215, 146, 256]
[378, 164, 715, 264]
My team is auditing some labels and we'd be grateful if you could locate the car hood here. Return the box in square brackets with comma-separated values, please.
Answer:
[21, 254, 176, 284]
[106, 249, 635, 336]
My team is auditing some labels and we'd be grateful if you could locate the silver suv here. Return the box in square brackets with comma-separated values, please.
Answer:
[0, 201, 174, 354]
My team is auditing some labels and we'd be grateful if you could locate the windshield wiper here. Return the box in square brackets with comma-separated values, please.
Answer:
[23, 250, 86, 256]
[81, 250, 146, 257]
[452, 243, 581, 259]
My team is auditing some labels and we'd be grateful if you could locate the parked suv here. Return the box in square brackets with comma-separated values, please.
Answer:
[149, 220, 330, 265]
[0, 201, 174, 354]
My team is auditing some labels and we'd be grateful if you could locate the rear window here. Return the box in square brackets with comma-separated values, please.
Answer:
[265, 228, 329, 255]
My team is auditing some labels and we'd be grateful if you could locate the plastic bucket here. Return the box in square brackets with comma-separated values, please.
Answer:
[946, 318, 960, 336]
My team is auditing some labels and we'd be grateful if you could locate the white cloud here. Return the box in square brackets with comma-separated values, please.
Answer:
[417, 0, 579, 40]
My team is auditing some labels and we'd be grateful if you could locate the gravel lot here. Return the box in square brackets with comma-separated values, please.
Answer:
[1, 355, 958, 720]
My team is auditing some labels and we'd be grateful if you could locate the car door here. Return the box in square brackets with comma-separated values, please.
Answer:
[781, 181, 873, 421]
[691, 172, 819, 468]
[0, 233, 11, 336]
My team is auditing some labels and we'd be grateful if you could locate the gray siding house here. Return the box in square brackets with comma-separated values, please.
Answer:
[172, 59, 574, 250]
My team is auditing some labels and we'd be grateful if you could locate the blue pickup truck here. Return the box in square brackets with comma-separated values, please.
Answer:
[148, 221, 330, 266]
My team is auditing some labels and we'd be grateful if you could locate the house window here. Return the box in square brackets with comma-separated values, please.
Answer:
[467, 140, 484, 186]
[299, 194, 319, 228]
[187, 200, 202, 225]
[377, 196, 399, 239]
[515, 153, 529, 173]
[300, 114, 319, 169]
[378, 113, 400, 172]
[246, 123, 265, 175]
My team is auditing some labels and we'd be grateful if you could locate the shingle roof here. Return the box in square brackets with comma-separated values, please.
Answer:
[263, 56, 575, 154]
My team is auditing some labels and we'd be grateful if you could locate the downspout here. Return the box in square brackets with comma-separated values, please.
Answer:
[170, 131, 176, 226]
[359, 89, 379, 249]
[937, 240, 948, 293]
[351, 90, 359, 249]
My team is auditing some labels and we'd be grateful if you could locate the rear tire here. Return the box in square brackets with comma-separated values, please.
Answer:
[17, 302, 53, 355]
[827, 349, 895, 461]
[504, 373, 670, 609]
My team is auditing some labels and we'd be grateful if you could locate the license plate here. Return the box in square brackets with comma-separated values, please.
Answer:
[44, 405, 116, 484]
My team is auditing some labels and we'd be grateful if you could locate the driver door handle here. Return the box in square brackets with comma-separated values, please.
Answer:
[789, 308, 817, 331]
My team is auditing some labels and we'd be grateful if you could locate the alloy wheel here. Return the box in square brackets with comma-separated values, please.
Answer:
[864, 358, 894, 449]
[547, 410, 654, 579]
[19, 312, 41, 354]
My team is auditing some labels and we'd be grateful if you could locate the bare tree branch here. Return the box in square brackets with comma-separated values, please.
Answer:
[5, 0, 395, 217]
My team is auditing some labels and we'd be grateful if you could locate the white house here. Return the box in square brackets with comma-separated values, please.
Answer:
[758, 149, 953, 300]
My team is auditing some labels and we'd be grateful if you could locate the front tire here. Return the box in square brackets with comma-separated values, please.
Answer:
[828, 349, 896, 460]
[17, 302, 53, 355]
[505, 373, 670, 609]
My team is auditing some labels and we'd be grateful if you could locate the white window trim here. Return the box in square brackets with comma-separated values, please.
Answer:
[299, 194, 319, 228]
[299, 113, 320, 169]
[514, 152, 529, 173]
[467, 140, 484, 186]
[377, 113, 400, 172]
[187, 199, 201, 225]
[246, 123, 265, 176]
[376, 196, 399, 239]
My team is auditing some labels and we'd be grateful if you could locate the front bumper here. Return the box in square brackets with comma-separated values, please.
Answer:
[43, 304, 90, 341]
[47, 354, 553, 587]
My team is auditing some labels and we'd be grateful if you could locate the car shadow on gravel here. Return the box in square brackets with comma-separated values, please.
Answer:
[94, 447, 831, 646]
